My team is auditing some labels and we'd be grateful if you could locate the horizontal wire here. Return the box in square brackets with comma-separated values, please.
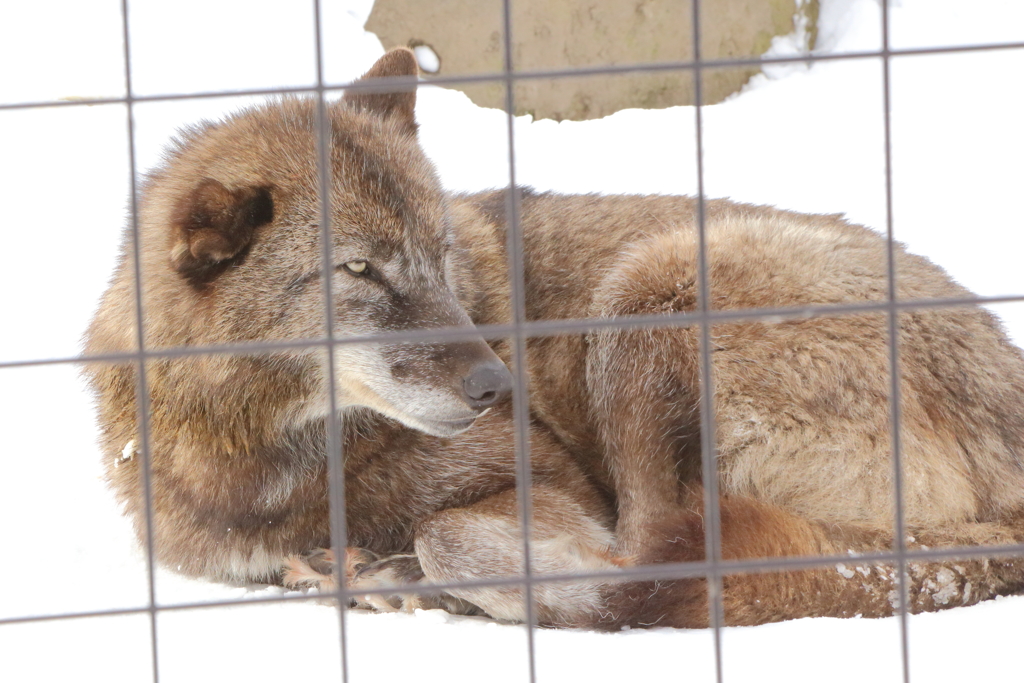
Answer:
[4, 537, 1023, 628]
[2, 38, 1024, 112]
[5, 292, 1024, 371]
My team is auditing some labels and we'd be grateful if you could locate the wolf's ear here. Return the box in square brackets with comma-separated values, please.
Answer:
[343, 48, 419, 135]
[169, 178, 274, 283]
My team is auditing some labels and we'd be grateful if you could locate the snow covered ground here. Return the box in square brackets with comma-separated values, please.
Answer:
[1, 0, 1023, 681]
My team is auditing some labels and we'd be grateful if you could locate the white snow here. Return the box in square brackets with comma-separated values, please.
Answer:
[413, 44, 441, 74]
[1, 1, 1023, 681]
[836, 563, 857, 579]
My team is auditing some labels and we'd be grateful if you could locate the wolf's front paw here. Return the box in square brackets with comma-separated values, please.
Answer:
[350, 555, 484, 616]
[349, 554, 425, 612]
[282, 547, 379, 591]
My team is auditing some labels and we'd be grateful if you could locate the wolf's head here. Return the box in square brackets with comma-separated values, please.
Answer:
[123, 49, 511, 438]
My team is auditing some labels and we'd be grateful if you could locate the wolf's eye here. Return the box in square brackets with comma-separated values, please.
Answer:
[343, 260, 369, 275]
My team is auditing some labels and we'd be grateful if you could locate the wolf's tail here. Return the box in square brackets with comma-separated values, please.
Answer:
[589, 487, 1024, 629]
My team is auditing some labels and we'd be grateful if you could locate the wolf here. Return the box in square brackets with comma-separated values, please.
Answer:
[85, 48, 1024, 628]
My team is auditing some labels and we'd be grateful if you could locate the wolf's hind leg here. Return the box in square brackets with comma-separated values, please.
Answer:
[587, 232, 705, 556]
[414, 486, 627, 626]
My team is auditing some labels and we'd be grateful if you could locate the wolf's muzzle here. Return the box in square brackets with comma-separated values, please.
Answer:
[462, 361, 513, 410]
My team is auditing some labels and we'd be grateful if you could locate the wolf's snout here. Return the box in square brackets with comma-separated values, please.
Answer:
[462, 362, 513, 410]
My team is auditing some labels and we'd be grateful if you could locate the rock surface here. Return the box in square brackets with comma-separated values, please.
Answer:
[366, 0, 818, 120]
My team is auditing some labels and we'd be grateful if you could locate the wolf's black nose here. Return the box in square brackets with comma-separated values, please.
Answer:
[463, 361, 513, 409]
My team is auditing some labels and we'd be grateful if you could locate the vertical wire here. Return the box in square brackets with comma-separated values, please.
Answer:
[499, 0, 539, 680]
[311, 2, 351, 681]
[118, 0, 160, 680]
[880, 2, 912, 682]
[690, 0, 726, 681]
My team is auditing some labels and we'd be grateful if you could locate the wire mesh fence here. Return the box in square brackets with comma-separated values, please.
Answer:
[3, 2, 1024, 683]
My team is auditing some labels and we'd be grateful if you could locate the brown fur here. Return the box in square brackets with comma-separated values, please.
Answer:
[84, 49, 1024, 629]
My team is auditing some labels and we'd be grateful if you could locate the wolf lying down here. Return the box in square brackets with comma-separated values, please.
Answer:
[85, 49, 1024, 628]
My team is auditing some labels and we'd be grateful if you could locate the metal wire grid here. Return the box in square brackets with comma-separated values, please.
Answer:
[2, 2, 1024, 683]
